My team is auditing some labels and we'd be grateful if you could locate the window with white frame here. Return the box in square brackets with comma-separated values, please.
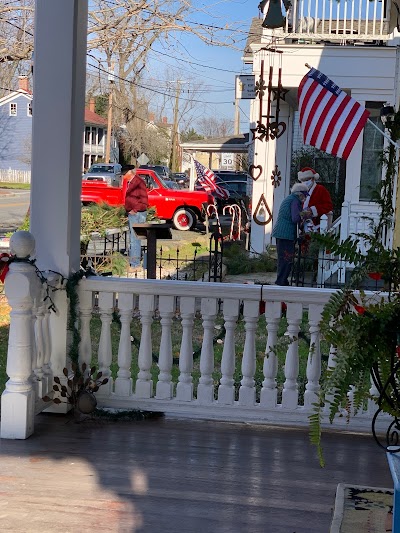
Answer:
[359, 104, 384, 201]
[27, 102, 32, 116]
[9, 103, 17, 116]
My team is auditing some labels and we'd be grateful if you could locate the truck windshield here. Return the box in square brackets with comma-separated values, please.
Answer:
[89, 165, 114, 173]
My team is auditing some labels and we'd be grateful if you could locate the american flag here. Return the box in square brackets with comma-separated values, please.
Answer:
[194, 160, 230, 199]
[298, 68, 370, 160]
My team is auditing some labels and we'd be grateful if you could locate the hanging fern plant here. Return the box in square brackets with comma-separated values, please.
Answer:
[309, 109, 400, 466]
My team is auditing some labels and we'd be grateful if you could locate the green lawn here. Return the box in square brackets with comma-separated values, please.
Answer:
[0, 182, 30, 190]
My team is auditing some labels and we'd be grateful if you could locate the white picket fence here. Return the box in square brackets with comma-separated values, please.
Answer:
[0, 169, 31, 184]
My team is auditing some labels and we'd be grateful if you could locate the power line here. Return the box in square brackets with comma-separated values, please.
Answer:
[87, 63, 236, 105]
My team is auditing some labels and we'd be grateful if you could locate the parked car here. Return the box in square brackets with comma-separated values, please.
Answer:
[83, 163, 122, 187]
[170, 172, 189, 187]
[121, 164, 136, 175]
[139, 164, 170, 180]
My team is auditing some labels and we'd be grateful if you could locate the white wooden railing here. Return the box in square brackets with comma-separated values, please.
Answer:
[272, 0, 394, 41]
[0, 231, 387, 439]
[76, 275, 378, 430]
[317, 202, 390, 285]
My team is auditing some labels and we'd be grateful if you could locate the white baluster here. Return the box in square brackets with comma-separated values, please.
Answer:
[324, 345, 337, 413]
[239, 300, 259, 406]
[42, 308, 52, 396]
[304, 304, 323, 409]
[135, 294, 155, 398]
[260, 301, 282, 408]
[1, 231, 36, 439]
[156, 295, 175, 399]
[42, 274, 58, 395]
[218, 299, 240, 405]
[78, 287, 93, 370]
[33, 289, 46, 398]
[176, 297, 195, 401]
[30, 284, 40, 397]
[282, 303, 302, 409]
[115, 293, 134, 396]
[96, 291, 114, 396]
[197, 298, 218, 404]
[368, 372, 380, 415]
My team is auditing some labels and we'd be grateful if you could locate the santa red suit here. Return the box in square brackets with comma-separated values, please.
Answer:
[298, 167, 333, 231]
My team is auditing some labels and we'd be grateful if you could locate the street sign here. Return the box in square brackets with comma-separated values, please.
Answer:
[221, 153, 234, 169]
[137, 153, 149, 166]
[235, 75, 256, 100]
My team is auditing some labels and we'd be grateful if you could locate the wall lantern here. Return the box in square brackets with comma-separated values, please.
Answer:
[380, 104, 395, 127]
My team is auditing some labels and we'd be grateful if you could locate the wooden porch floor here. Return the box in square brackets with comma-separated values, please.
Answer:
[0, 413, 393, 533]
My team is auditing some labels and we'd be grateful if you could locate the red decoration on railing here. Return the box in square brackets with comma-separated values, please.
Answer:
[354, 304, 366, 315]
[368, 272, 382, 281]
[0, 253, 11, 283]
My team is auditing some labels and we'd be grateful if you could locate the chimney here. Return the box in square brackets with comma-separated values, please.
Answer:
[162, 116, 168, 124]
[89, 97, 95, 112]
[149, 112, 155, 122]
[18, 76, 29, 93]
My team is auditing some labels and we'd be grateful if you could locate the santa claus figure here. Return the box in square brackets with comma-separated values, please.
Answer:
[297, 167, 333, 232]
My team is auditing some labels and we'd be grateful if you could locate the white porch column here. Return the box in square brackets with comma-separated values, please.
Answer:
[30, 1, 88, 378]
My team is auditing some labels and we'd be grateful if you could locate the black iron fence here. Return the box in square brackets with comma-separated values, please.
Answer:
[291, 240, 385, 290]
[81, 227, 224, 282]
[154, 231, 223, 282]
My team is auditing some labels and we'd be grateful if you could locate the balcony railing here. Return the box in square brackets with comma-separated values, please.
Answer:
[280, 0, 393, 41]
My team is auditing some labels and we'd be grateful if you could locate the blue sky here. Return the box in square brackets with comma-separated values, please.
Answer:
[144, 0, 257, 133]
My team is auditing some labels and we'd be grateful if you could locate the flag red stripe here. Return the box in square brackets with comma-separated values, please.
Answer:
[341, 109, 370, 160]
[303, 86, 329, 142]
[331, 103, 359, 156]
[319, 95, 351, 152]
[299, 79, 315, 126]
[309, 93, 335, 147]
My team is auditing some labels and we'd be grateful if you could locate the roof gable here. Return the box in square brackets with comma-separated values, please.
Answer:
[0, 90, 33, 107]
[84, 108, 107, 126]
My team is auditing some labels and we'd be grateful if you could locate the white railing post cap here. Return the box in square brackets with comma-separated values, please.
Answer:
[10, 231, 35, 259]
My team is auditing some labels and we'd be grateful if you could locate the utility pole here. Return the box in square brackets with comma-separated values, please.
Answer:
[105, 64, 115, 163]
[234, 98, 240, 169]
[234, 98, 240, 136]
[170, 80, 181, 172]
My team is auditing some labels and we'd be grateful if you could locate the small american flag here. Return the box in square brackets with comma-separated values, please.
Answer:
[298, 68, 370, 160]
[194, 160, 230, 200]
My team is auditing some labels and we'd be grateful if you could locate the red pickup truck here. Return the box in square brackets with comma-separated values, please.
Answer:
[81, 168, 214, 230]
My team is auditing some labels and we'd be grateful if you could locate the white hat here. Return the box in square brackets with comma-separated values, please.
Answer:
[291, 182, 309, 194]
[298, 167, 319, 182]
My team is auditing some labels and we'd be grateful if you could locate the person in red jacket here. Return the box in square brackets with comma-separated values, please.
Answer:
[124, 171, 149, 269]
[297, 167, 333, 232]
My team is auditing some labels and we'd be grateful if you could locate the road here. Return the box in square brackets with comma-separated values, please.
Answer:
[0, 190, 209, 240]
[0, 190, 30, 235]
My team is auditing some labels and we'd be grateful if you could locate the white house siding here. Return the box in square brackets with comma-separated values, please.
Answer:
[0, 94, 33, 172]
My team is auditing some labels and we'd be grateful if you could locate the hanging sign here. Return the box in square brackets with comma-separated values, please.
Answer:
[235, 75, 256, 100]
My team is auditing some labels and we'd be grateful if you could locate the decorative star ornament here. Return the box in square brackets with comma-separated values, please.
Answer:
[271, 165, 282, 187]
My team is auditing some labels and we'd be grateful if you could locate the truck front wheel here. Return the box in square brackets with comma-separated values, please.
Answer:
[172, 208, 197, 231]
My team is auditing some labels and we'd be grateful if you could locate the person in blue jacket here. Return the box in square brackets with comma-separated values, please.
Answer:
[272, 182, 309, 286]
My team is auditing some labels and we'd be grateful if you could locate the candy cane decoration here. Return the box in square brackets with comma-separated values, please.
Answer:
[207, 203, 221, 234]
[223, 205, 240, 241]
